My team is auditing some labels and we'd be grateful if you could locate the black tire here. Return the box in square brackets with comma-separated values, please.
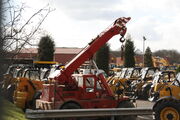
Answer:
[115, 100, 137, 120]
[154, 99, 180, 120]
[61, 103, 81, 109]
[60, 103, 81, 120]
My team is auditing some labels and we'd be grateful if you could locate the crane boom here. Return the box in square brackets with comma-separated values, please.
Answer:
[54, 17, 131, 88]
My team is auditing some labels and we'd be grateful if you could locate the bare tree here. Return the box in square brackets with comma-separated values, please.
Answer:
[1, 0, 53, 59]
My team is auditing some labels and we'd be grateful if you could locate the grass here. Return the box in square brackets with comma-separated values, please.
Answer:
[2, 99, 28, 120]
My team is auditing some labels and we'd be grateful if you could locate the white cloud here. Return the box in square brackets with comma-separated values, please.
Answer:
[50, 0, 125, 21]
[18, 0, 180, 52]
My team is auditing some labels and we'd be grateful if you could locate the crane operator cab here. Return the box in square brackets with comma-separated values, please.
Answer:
[72, 73, 108, 100]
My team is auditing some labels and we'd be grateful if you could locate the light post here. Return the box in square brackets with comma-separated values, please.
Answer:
[143, 36, 146, 67]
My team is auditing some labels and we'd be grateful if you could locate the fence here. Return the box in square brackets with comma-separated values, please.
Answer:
[26, 107, 153, 120]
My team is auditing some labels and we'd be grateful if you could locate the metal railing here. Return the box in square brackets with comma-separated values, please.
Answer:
[26, 107, 153, 119]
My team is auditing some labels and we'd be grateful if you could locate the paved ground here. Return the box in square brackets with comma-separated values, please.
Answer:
[136, 100, 155, 120]
[136, 100, 155, 108]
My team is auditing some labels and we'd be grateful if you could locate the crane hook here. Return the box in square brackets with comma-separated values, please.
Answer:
[119, 36, 126, 60]
[119, 36, 125, 43]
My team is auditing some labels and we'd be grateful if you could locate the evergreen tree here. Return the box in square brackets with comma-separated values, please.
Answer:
[144, 47, 154, 67]
[38, 35, 55, 61]
[124, 36, 135, 67]
[95, 43, 109, 75]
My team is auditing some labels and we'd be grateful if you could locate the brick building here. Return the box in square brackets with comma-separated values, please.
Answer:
[16, 47, 82, 64]
[16, 48, 156, 67]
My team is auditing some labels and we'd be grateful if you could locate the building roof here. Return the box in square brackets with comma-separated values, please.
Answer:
[20, 47, 83, 54]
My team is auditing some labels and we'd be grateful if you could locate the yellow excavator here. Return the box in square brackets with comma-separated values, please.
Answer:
[153, 72, 180, 120]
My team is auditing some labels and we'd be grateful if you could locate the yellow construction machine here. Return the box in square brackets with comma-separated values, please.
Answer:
[107, 67, 141, 97]
[2, 61, 59, 109]
[153, 72, 180, 120]
[1, 65, 31, 102]
[148, 70, 176, 101]
[13, 68, 45, 109]
[13, 62, 63, 109]
[152, 56, 169, 67]
[130, 67, 159, 99]
[107, 68, 128, 92]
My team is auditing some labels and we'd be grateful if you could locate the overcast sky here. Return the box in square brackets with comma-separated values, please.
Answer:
[20, 0, 180, 52]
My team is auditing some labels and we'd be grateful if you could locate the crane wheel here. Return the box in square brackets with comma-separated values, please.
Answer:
[61, 102, 81, 109]
[116, 100, 137, 120]
[60, 103, 81, 120]
[154, 98, 180, 120]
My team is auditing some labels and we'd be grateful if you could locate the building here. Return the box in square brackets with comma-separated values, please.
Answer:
[16, 47, 169, 67]
[16, 47, 82, 64]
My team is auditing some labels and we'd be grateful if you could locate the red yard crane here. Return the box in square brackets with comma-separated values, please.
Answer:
[36, 17, 135, 120]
